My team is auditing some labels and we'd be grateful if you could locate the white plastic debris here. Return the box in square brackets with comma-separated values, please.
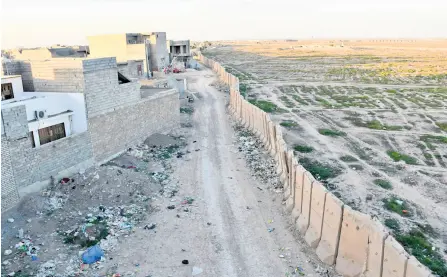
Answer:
[192, 267, 203, 276]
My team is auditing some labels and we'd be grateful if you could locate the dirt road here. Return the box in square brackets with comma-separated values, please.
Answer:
[1, 68, 326, 277]
[116, 69, 323, 276]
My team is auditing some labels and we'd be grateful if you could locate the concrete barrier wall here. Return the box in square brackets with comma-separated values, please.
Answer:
[197, 53, 432, 277]
[296, 171, 314, 234]
[305, 181, 327, 248]
[316, 192, 343, 265]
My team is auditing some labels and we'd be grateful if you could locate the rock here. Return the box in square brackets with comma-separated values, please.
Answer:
[4, 249, 12, 256]
[18, 229, 24, 239]
[366, 194, 373, 201]
[27, 219, 32, 223]
[3, 260, 11, 266]
[7, 218, 14, 223]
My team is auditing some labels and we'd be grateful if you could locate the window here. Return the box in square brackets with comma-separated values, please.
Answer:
[1, 83, 14, 101]
[38, 123, 66, 145]
[29, 132, 35, 148]
[137, 64, 143, 76]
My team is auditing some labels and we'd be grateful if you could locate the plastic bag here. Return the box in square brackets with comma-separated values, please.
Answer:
[81, 245, 104, 264]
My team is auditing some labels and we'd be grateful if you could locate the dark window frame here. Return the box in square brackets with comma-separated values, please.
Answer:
[38, 123, 66, 146]
[1, 82, 14, 101]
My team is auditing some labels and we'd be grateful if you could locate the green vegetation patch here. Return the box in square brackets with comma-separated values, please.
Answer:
[384, 218, 400, 232]
[280, 120, 298, 128]
[421, 134, 447, 145]
[386, 150, 418, 165]
[248, 99, 278, 113]
[294, 144, 314, 153]
[180, 106, 194, 114]
[339, 155, 358, 162]
[318, 129, 346, 137]
[395, 229, 447, 276]
[373, 179, 393, 190]
[435, 122, 447, 131]
[298, 157, 341, 183]
[382, 196, 412, 217]
[366, 120, 404, 131]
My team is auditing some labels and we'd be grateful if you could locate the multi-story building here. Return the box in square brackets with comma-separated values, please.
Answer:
[88, 33, 170, 77]
[167, 40, 191, 64]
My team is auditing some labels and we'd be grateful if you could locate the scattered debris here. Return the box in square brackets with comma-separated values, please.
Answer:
[7, 218, 14, 223]
[144, 223, 156, 230]
[4, 250, 12, 256]
[192, 266, 203, 276]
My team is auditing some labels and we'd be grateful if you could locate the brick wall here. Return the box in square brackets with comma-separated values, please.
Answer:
[2, 61, 34, 91]
[30, 59, 85, 92]
[1, 105, 29, 140]
[8, 132, 94, 189]
[88, 89, 179, 163]
[1, 136, 20, 210]
[83, 58, 141, 118]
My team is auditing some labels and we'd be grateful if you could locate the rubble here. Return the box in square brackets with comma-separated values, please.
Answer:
[233, 124, 281, 189]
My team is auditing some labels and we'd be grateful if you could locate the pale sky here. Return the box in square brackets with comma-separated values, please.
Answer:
[1, 0, 446, 49]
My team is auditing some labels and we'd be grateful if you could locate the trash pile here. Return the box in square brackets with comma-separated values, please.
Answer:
[235, 125, 280, 189]
[61, 204, 146, 249]
[1, 133, 190, 276]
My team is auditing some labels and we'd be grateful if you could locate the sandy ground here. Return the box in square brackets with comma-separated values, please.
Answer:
[1, 68, 333, 277]
[203, 42, 447, 263]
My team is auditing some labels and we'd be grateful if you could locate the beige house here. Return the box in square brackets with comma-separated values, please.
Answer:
[88, 33, 169, 77]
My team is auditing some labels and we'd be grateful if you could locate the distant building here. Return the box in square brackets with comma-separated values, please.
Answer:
[88, 33, 170, 77]
[167, 40, 191, 64]
[6, 45, 89, 60]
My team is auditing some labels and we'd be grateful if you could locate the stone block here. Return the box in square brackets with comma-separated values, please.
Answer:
[382, 236, 409, 277]
[285, 152, 297, 212]
[364, 218, 389, 277]
[305, 181, 327, 248]
[405, 256, 431, 277]
[335, 206, 370, 277]
[316, 192, 344, 265]
[291, 165, 306, 222]
[296, 171, 314, 234]
[268, 121, 276, 156]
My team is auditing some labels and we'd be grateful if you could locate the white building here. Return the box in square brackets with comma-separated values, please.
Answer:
[1, 75, 88, 147]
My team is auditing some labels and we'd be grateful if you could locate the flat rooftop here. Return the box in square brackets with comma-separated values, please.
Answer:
[1, 75, 22, 80]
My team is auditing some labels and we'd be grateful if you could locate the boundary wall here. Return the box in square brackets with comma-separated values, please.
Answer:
[196, 53, 433, 277]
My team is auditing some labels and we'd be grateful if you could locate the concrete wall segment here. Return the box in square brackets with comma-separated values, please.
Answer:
[316, 192, 344, 265]
[382, 236, 409, 277]
[335, 206, 371, 277]
[304, 181, 327, 248]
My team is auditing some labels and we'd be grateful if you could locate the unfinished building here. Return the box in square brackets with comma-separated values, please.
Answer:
[168, 40, 191, 64]
[88, 33, 170, 78]
[1, 57, 179, 210]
